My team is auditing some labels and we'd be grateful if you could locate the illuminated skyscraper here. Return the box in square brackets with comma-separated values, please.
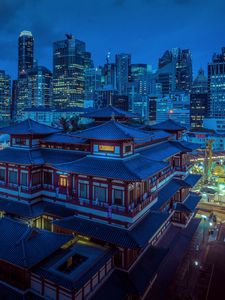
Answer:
[53, 34, 93, 108]
[0, 70, 11, 122]
[190, 69, 208, 128]
[116, 53, 131, 96]
[157, 48, 192, 95]
[208, 47, 225, 118]
[28, 66, 52, 107]
[18, 30, 34, 78]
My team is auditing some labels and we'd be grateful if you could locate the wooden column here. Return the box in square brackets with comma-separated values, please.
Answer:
[89, 177, 93, 206]
[108, 180, 112, 206]
[124, 183, 129, 213]
[5, 163, 8, 185]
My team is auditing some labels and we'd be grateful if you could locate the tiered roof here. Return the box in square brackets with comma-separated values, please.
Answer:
[0, 217, 72, 268]
[150, 119, 186, 131]
[72, 119, 171, 142]
[0, 119, 60, 135]
[82, 105, 138, 120]
[54, 155, 169, 181]
[54, 210, 169, 249]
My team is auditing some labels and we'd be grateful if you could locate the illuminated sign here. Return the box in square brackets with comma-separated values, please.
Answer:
[99, 145, 115, 152]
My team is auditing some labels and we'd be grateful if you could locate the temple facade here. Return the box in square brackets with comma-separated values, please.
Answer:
[0, 115, 201, 299]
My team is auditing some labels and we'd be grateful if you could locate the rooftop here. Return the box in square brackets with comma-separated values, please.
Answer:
[0, 217, 72, 268]
[54, 210, 169, 249]
[150, 119, 186, 131]
[82, 105, 138, 120]
[72, 119, 171, 142]
[0, 119, 60, 135]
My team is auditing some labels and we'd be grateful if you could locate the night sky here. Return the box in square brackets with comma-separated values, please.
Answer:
[0, 0, 225, 79]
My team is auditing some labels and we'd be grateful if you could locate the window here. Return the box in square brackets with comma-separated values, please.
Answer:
[99, 145, 115, 152]
[93, 186, 106, 202]
[20, 172, 28, 187]
[124, 145, 132, 153]
[43, 171, 52, 185]
[9, 170, 18, 184]
[113, 189, 124, 206]
[0, 169, 5, 182]
[14, 138, 27, 146]
[59, 175, 67, 187]
[79, 182, 88, 199]
[32, 172, 41, 185]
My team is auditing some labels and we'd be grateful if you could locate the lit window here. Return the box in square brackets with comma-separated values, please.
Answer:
[99, 145, 115, 152]
[59, 175, 67, 187]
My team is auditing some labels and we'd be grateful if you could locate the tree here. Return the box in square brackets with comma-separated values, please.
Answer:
[70, 116, 80, 131]
[59, 117, 70, 132]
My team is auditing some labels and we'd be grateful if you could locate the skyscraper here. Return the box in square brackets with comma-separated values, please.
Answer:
[53, 34, 93, 108]
[116, 53, 131, 96]
[129, 64, 149, 120]
[156, 48, 192, 95]
[16, 30, 34, 120]
[190, 69, 208, 128]
[28, 66, 52, 107]
[0, 70, 11, 122]
[18, 30, 34, 78]
[208, 47, 225, 118]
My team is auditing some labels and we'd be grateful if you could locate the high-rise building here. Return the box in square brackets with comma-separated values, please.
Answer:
[11, 80, 18, 120]
[0, 70, 11, 122]
[53, 34, 92, 108]
[27, 66, 52, 107]
[129, 64, 150, 120]
[16, 30, 34, 120]
[190, 69, 208, 128]
[18, 30, 34, 78]
[84, 67, 102, 101]
[208, 47, 225, 118]
[176, 49, 192, 93]
[103, 62, 117, 89]
[156, 48, 192, 95]
[116, 53, 131, 96]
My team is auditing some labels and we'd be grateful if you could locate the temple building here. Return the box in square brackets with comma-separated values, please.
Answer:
[0, 115, 201, 299]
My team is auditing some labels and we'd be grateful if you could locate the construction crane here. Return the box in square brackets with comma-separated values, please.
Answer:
[204, 139, 214, 184]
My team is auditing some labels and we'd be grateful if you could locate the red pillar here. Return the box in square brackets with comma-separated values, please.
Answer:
[89, 177, 93, 206]
[124, 184, 129, 213]
[108, 180, 112, 206]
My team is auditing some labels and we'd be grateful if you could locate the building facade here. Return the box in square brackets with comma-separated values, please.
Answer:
[116, 53, 131, 96]
[208, 47, 225, 118]
[190, 69, 208, 128]
[27, 66, 52, 107]
[53, 34, 93, 108]
[0, 70, 11, 122]
[18, 30, 34, 78]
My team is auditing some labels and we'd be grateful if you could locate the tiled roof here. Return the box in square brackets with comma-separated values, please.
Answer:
[82, 105, 137, 119]
[0, 198, 75, 219]
[54, 211, 169, 249]
[0, 119, 60, 135]
[150, 119, 186, 131]
[0, 148, 44, 165]
[41, 148, 86, 165]
[184, 174, 202, 187]
[138, 141, 182, 161]
[175, 193, 201, 213]
[72, 120, 169, 142]
[0, 148, 85, 165]
[0, 217, 72, 268]
[171, 140, 201, 152]
[41, 133, 87, 145]
[54, 154, 169, 181]
[152, 178, 188, 211]
[92, 247, 168, 299]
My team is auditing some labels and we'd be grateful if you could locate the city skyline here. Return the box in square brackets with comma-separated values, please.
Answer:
[1, 0, 225, 78]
